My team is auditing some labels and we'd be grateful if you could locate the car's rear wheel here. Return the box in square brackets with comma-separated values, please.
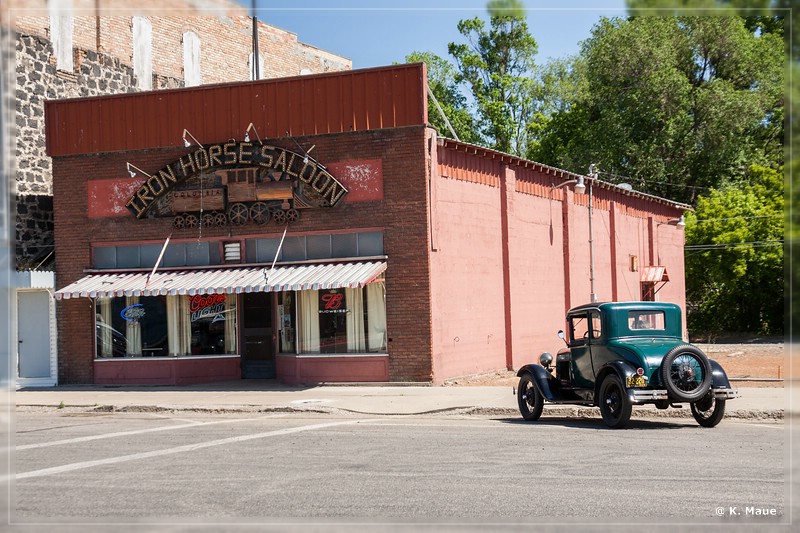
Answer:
[660, 345, 713, 402]
[691, 391, 726, 428]
[517, 373, 544, 421]
[599, 374, 632, 429]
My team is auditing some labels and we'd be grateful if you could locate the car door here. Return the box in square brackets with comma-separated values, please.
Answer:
[568, 311, 598, 389]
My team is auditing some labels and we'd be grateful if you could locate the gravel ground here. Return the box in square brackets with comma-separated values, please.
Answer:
[445, 342, 789, 387]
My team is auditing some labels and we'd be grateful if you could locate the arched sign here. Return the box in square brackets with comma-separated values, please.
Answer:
[125, 142, 348, 226]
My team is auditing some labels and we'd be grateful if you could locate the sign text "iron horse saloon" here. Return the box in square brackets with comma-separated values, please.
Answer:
[126, 142, 348, 218]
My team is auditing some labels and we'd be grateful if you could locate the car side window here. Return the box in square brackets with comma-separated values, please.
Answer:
[589, 312, 602, 339]
[569, 314, 590, 343]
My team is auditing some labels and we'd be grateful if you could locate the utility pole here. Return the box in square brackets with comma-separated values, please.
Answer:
[252, 0, 260, 80]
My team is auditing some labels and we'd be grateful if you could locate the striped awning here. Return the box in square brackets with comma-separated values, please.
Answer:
[640, 266, 669, 283]
[54, 261, 387, 300]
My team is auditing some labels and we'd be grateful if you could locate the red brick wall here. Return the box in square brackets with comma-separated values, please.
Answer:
[52, 125, 434, 383]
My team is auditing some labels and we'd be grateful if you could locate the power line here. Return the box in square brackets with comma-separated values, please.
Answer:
[685, 240, 784, 251]
[597, 171, 713, 191]
[690, 214, 784, 223]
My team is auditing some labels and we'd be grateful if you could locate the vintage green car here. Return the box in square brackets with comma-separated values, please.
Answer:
[516, 301, 738, 428]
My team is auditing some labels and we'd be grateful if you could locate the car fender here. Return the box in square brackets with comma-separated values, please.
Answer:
[593, 360, 638, 399]
[517, 364, 556, 401]
[709, 358, 732, 388]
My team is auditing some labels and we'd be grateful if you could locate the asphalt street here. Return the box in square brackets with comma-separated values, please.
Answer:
[10, 409, 795, 528]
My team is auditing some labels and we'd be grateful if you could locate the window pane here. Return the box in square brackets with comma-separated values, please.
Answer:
[358, 232, 383, 256]
[306, 235, 331, 259]
[570, 315, 589, 342]
[366, 282, 387, 352]
[318, 289, 348, 353]
[117, 245, 141, 268]
[188, 294, 233, 355]
[295, 286, 386, 355]
[186, 241, 210, 266]
[161, 243, 186, 267]
[331, 233, 358, 257]
[138, 297, 169, 356]
[93, 247, 117, 269]
[628, 311, 666, 331]
[95, 296, 168, 357]
[278, 292, 295, 353]
[139, 244, 162, 267]
[247, 238, 280, 263]
[281, 236, 306, 261]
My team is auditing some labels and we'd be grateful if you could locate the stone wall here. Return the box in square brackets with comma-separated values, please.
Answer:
[14, 32, 183, 269]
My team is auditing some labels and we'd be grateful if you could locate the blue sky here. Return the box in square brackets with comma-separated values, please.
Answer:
[246, 1, 630, 69]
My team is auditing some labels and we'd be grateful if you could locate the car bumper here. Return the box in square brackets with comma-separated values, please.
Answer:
[629, 387, 739, 403]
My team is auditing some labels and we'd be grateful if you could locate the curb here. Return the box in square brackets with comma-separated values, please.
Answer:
[16, 403, 786, 421]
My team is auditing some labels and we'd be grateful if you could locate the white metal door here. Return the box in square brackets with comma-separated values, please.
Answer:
[18, 291, 52, 379]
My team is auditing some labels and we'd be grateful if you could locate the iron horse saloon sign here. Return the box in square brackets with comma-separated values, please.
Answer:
[126, 142, 348, 227]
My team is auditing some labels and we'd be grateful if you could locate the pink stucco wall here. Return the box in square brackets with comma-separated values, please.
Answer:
[429, 138, 688, 381]
[429, 171, 507, 380]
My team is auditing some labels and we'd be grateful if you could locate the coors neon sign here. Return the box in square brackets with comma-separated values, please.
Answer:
[125, 141, 348, 221]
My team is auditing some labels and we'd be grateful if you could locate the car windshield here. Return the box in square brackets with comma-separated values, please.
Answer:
[628, 311, 666, 331]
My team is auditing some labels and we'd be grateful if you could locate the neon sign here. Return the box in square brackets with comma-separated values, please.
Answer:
[189, 294, 227, 322]
[120, 303, 145, 322]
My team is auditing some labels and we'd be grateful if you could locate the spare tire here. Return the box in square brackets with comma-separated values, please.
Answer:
[659, 344, 713, 402]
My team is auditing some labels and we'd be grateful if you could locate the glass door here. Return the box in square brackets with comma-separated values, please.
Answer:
[240, 292, 275, 378]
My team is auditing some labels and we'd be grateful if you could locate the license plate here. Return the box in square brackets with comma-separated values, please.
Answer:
[626, 376, 647, 388]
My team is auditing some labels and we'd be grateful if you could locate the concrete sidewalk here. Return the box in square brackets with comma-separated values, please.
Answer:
[12, 380, 796, 419]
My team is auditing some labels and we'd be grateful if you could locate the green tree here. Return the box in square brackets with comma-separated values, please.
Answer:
[403, 51, 480, 144]
[531, 15, 784, 204]
[684, 165, 784, 334]
[447, 0, 538, 155]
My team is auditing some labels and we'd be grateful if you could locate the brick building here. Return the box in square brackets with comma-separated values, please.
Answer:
[9, 0, 350, 386]
[12, 0, 350, 270]
[46, 63, 689, 386]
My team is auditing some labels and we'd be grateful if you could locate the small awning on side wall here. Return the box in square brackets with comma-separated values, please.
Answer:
[54, 261, 387, 300]
[640, 266, 669, 283]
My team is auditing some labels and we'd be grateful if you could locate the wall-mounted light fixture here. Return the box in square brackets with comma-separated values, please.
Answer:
[182, 128, 201, 148]
[126, 162, 150, 178]
[244, 122, 262, 144]
[669, 215, 686, 227]
[290, 137, 316, 164]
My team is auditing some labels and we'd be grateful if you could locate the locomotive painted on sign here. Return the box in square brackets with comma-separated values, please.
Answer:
[172, 168, 301, 229]
[126, 141, 348, 227]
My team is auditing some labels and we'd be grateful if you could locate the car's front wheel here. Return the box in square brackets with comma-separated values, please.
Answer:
[599, 374, 632, 429]
[691, 392, 726, 428]
[517, 373, 544, 421]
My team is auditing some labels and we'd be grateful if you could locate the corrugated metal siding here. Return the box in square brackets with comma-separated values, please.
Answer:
[45, 64, 427, 156]
[54, 261, 387, 299]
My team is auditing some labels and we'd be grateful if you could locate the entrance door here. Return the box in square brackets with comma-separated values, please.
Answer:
[18, 291, 53, 381]
[240, 292, 275, 379]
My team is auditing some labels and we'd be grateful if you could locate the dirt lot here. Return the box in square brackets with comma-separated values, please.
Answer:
[444, 341, 789, 388]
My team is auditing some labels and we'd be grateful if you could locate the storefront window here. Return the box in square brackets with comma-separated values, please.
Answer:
[278, 292, 295, 353]
[293, 282, 386, 354]
[95, 294, 237, 357]
[187, 294, 238, 355]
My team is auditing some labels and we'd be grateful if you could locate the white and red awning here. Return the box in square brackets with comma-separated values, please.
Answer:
[54, 261, 387, 300]
[640, 266, 669, 283]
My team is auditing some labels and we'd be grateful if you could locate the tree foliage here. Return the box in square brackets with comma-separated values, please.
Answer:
[447, 0, 538, 155]
[530, 15, 784, 205]
[403, 51, 480, 144]
[684, 165, 784, 334]
[400, 0, 790, 336]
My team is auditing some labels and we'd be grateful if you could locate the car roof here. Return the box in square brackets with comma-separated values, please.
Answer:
[567, 301, 681, 315]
